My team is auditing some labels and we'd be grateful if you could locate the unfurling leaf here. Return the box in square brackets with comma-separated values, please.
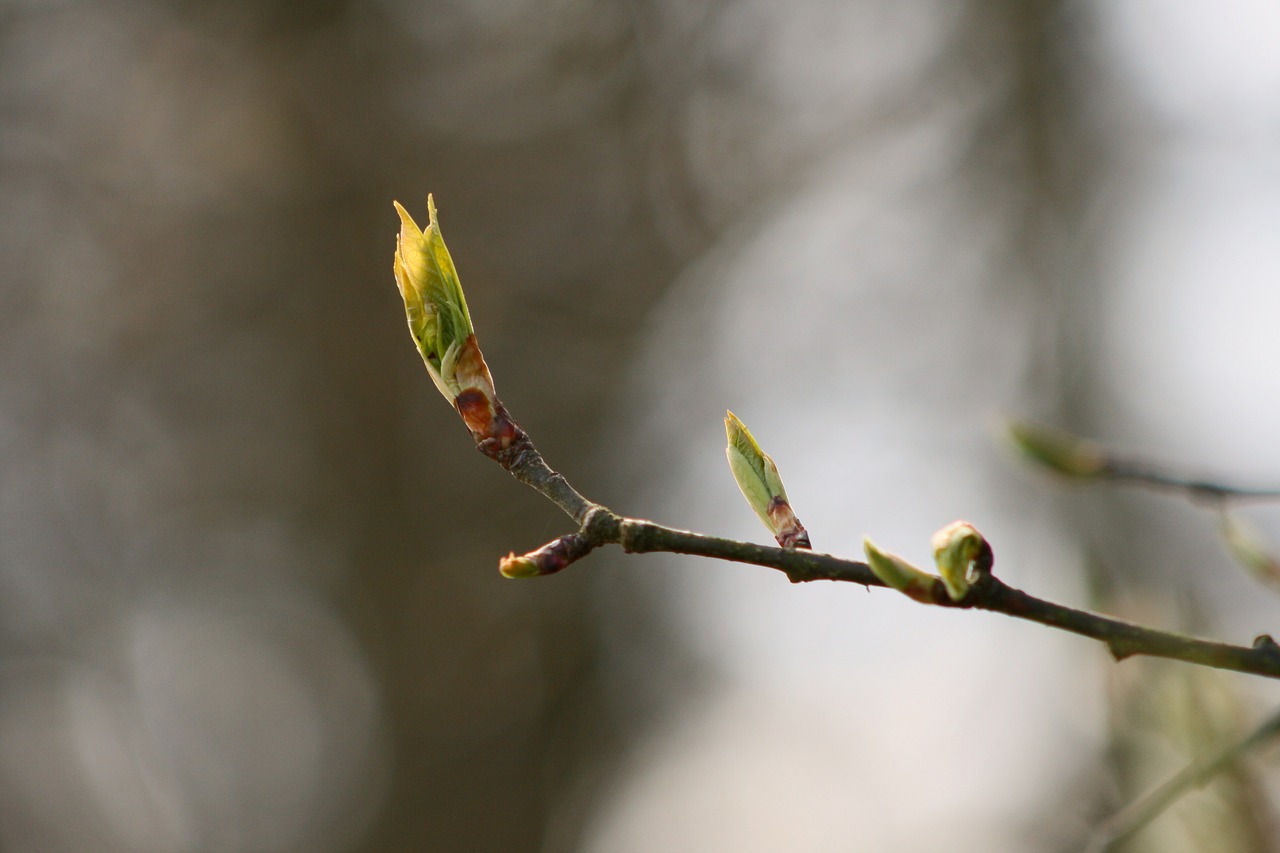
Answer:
[393, 195, 521, 454]
[724, 411, 810, 549]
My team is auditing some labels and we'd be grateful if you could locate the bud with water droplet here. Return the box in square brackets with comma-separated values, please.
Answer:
[931, 520, 991, 601]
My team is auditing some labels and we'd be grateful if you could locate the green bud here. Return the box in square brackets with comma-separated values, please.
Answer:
[863, 537, 937, 603]
[499, 552, 543, 579]
[498, 533, 589, 578]
[930, 520, 990, 601]
[1006, 419, 1106, 478]
[395, 196, 523, 454]
[724, 411, 810, 549]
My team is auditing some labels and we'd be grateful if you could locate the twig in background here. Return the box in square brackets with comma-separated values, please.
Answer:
[1007, 419, 1280, 589]
[1007, 419, 1280, 504]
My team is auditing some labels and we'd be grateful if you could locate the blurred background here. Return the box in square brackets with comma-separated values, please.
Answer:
[2, 0, 1280, 850]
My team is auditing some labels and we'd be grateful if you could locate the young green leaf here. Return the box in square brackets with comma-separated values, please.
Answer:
[724, 411, 810, 549]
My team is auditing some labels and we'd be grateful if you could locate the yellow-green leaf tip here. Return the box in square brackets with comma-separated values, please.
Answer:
[1219, 515, 1280, 586]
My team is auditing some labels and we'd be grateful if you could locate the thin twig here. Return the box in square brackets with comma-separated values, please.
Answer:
[1008, 419, 1280, 591]
[1084, 705, 1280, 852]
[492, 445, 1280, 680]
[1007, 419, 1280, 506]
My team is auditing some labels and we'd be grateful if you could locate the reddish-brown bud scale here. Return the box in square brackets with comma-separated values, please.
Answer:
[766, 496, 811, 550]
[454, 389, 494, 437]
[501, 530, 597, 577]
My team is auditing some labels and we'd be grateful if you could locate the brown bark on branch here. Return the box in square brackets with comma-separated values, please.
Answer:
[491, 440, 1280, 680]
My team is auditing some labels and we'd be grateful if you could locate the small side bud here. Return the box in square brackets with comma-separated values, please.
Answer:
[931, 520, 992, 601]
[724, 411, 810, 549]
[863, 537, 937, 603]
[1006, 419, 1107, 478]
[498, 532, 596, 579]
[1219, 514, 1280, 588]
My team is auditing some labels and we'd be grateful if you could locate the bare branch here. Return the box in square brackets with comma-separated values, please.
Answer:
[490, 441, 1280, 680]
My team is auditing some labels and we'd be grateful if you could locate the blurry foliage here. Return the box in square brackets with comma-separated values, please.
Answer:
[1104, 660, 1277, 853]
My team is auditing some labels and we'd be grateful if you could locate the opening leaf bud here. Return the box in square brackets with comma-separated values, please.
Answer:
[499, 552, 543, 579]
[394, 196, 522, 454]
[393, 195, 498, 405]
[930, 520, 990, 601]
[498, 532, 594, 579]
[724, 411, 811, 549]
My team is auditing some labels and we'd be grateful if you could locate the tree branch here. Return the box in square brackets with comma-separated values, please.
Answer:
[495, 443, 1280, 680]
[393, 197, 1280, 849]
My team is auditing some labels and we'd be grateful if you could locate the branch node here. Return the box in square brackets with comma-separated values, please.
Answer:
[1107, 638, 1138, 663]
[1253, 634, 1280, 654]
[580, 506, 620, 544]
